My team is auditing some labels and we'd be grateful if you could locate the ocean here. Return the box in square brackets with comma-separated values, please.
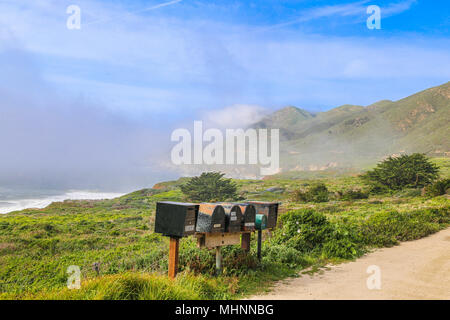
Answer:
[0, 190, 125, 214]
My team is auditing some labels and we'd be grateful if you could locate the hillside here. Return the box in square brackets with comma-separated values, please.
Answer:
[1, 160, 449, 300]
[251, 82, 450, 173]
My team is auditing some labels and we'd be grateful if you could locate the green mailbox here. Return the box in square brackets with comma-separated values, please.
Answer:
[255, 214, 267, 230]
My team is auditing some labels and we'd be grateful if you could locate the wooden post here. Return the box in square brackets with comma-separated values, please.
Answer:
[215, 246, 222, 276]
[257, 230, 262, 261]
[241, 232, 251, 252]
[168, 237, 180, 279]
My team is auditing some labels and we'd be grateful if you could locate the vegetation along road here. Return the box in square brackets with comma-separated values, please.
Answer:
[250, 227, 450, 300]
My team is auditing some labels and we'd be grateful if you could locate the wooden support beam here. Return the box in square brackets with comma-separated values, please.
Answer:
[241, 232, 251, 252]
[168, 237, 180, 279]
[215, 246, 222, 276]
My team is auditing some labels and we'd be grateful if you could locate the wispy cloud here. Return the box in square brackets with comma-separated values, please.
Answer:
[84, 0, 183, 27]
[263, 0, 416, 31]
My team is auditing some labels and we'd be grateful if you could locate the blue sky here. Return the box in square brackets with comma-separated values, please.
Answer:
[0, 0, 449, 191]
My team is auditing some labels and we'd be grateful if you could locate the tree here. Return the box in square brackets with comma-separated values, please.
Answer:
[180, 172, 238, 202]
[362, 153, 439, 191]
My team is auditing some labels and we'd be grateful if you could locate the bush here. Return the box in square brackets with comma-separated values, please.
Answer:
[362, 153, 439, 191]
[273, 209, 334, 252]
[322, 238, 360, 260]
[180, 172, 238, 202]
[261, 244, 308, 268]
[222, 246, 259, 275]
[179, 240, 259, 276]
[292, 183, 329, 203]
[357, 209, 445, 247]
[322, 224, 364, 259]
[425, 178, 450, 197]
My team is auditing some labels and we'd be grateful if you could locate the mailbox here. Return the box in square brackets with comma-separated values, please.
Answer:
[246, 201, 279, 229]
[255, 214, 267, 230]
[196, 204, 226, 233]
[218, 203, 243, 233]
[238, 204, 256, 232]
[154, 201, 199, 237]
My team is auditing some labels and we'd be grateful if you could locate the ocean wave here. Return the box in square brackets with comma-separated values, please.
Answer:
[0, 191, 124, 214]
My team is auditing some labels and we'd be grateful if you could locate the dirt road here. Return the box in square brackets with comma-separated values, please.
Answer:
[249, 227, 450, 300]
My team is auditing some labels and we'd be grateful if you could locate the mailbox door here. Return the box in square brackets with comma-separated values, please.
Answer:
[183, 206, 198, 235]
[197, 204, 226, 233]
[239, 204, 256, 231]
[210, 206, 226, 233]
[226, 206, 242, 233]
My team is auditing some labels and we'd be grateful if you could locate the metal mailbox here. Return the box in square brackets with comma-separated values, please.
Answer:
[255, 214, 267, 230]
[238, 204, 256, 231]
[218, 203, 243, 233]
[246, 201, 279, 229]
[196, 204, 226, 233]
[154, 201, 199, 237]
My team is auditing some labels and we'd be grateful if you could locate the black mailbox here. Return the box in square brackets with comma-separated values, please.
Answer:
[196, 204, 226, 233]
[155, 201, 199, 237]
[238, 204, 256, 232]
[218, 203, 243, 233]
[246, 201, 279, 229]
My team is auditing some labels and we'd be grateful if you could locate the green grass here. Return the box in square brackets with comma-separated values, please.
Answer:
[0, 166, 449, 300]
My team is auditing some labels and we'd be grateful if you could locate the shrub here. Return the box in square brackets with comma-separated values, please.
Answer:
[222, 246, 259, 275]
[273, 209, 334, 252]
[362, 153, 439, 191]
[357, 209, 445, 247]
[425, 178, 450, 197]
[180, 172, 238, 202]
[179, 240, 259, 276]
[261, 244, 308, 268]
[322, 224, 364, 259]
[322, 238, 359, 260]
[292, 183, 329, 203]
[179, 241, 215, 275]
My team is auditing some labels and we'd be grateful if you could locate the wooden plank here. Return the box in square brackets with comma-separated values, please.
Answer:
[204, 232, 241, 249]
[168, 237, 180, 279]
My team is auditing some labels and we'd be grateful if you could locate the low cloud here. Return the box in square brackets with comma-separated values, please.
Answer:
[201, 104, 269, 129]
[0, 40, 174, 192]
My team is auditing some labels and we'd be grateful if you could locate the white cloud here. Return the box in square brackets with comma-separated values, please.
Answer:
[201, 104, 269, 129]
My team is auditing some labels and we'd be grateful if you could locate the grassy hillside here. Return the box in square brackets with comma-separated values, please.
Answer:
[252, 82, 450, 172]
[1, 159, 449, 300]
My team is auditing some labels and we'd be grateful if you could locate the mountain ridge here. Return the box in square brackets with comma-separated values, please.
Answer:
[251, 81, 450, 172]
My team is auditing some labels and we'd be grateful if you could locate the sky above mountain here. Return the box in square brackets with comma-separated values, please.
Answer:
[0, 0, 449, 191]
